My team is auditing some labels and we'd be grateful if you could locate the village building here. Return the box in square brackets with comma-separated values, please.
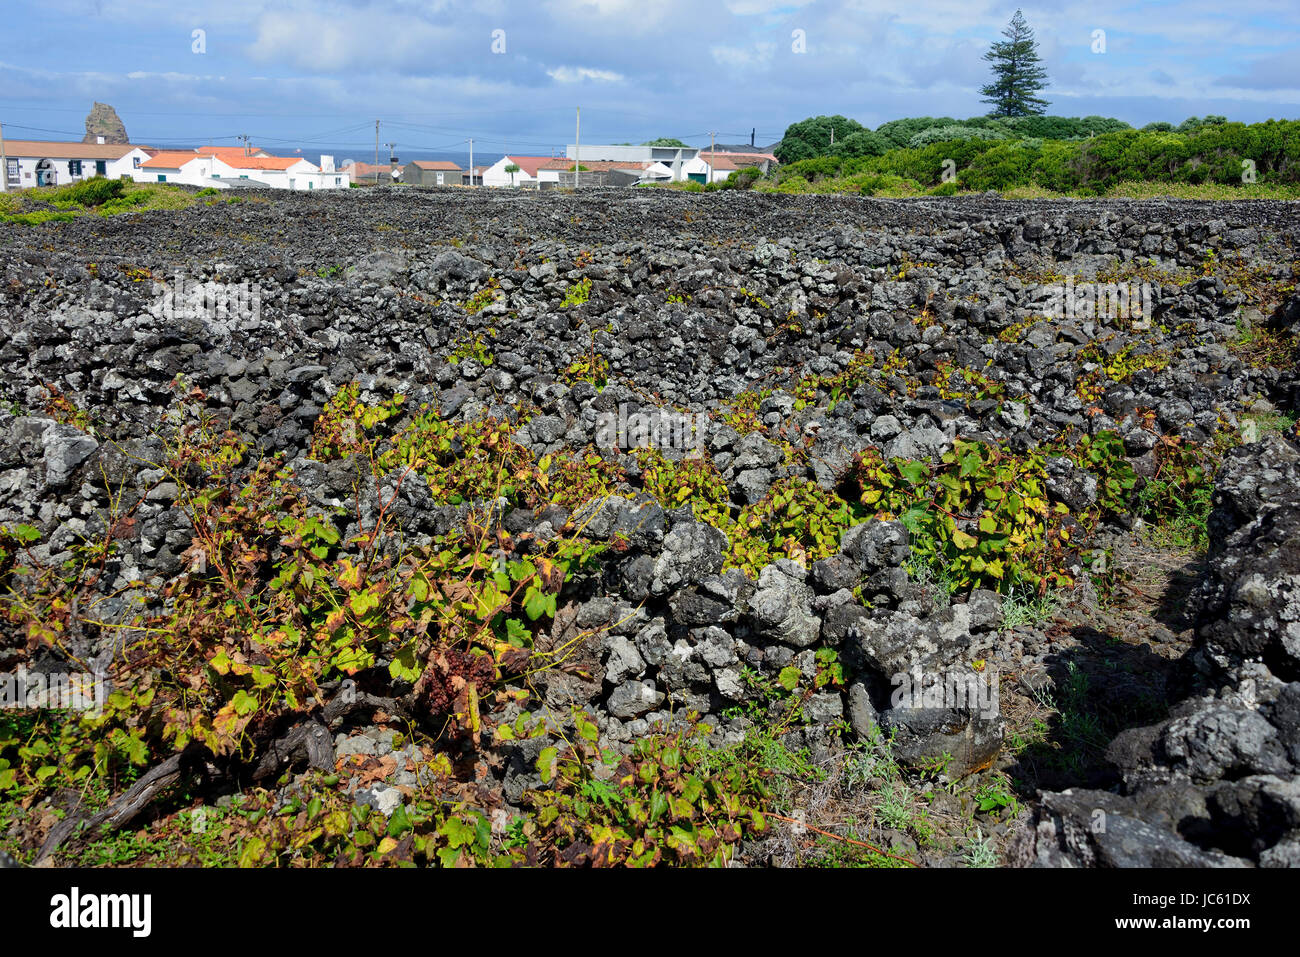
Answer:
[563, 144, 699, 181]
[481, 155, 558, 188]
[402, 160, 463, 186]
[2, 139, 153, 189]
[136, 147, 349, 190]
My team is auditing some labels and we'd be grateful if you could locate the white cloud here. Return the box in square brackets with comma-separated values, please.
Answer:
[546, 65, 624, 83]
[710, 41, 777, 68]
[245, 11, 454, 71]
[725, 0, 815, 13]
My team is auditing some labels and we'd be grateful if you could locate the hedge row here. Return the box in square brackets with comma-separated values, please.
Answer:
[775, 120, 1300, 192]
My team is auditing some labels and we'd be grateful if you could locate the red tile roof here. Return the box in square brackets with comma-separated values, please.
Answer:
[196, 146, 270, 160]
[2, 140, 147, 160]
[540, 159, 652, 172]
[504, 156, 558, 178]
[222, 156, 303, 171]
[343, 161, 390, 177]
[700, 151, 777, 166]
[410, 160, 462, 171]
[140, 151, 206, 169]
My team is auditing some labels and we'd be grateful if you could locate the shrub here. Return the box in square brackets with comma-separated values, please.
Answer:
[959, 141, 1040, 191]
[908, 125, 1009, 149]
[723, 166, 763, 190]
[837, 131, 891, 158]
[48, 176, 126, 209]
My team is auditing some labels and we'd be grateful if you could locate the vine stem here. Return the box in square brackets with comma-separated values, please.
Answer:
[766, 813, 919, 867]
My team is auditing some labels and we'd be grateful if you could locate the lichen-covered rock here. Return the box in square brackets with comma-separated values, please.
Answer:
[747, 561, 820, 648]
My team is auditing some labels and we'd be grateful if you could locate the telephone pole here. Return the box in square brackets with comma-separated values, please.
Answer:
[374, 120, 380, 183]
[574, 106, 580, 189]
[0, 121, 8, 193]
[468, 138, 474, 186]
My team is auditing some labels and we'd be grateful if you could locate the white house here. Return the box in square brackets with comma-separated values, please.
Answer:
[2, 139, 153, 189]
[136, 148, 350, 190]
[481, 155, 556, 188]
[536, 159, 674, 187]
[564, 144, 699, 181]
[682, 151, 779, 184]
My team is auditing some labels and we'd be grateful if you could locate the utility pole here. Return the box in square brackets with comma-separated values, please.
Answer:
[0, 120, 8, 193]
[574, 106, 580, 189]
[468, 138, 473, 186]
[751, 127, 755, 148]
[710, 130, 716, 180]
[374, 120, 380, 184]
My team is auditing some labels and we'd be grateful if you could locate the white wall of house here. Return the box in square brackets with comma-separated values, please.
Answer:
[564, 145, 698, 180]
[681, 157, 736, 183]
[135, 156, 348, 190]
[482, 156, 537, 188]
[640, 162, 674, 183]
[4, 147, 152, 188]
[135, 156, 221, 187]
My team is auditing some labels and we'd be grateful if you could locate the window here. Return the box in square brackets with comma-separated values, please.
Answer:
[157, 175, 167, 182]
[436, 172, 444, 185]
[4, 159, 17, 185]
[335, 177, 341, 186]
[96, 161, 107, 176]
[69, 160, 83, 177]
[133, 156, 142, 169]
[308, 182, 313, 190]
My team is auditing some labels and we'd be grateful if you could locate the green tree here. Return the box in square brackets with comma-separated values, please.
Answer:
[642, 137, 690, 148]
[837, 130, 891, 158]
[774, 115, 866, 163]
[980, 9, 1049, 117]
[504, 163, 520, 186]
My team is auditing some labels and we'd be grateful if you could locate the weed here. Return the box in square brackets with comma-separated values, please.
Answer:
[561, 277, 592, 309]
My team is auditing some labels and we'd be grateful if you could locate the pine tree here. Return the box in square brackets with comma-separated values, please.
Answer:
[980, 9, 1050, 117]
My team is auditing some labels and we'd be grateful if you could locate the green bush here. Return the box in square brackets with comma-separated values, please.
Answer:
[960, 141, 1039, 190]
[48, 176, 126, 209]
[875, 117, 961, 149]
[722, 166, 763, 190]
[837, 131, 891, 158]
[773, 114, 868, 163]
[0, 210, 78, 226]
[908, 125, 1009, 148]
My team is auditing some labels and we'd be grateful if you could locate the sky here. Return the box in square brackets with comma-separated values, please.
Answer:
[1, 0, 1298, 162]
